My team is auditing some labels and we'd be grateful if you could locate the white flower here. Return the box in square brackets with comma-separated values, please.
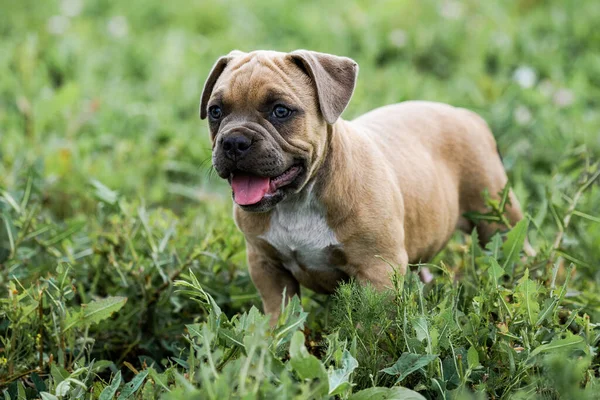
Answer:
[553, 88, 575, 108]
[60, 0, 83, 17]
[47, 15, 70, 35]
[538, 80, 554, 98]
[439, 1, 463, 19]
[514, 105, 532, 126]
[493, 32, 511, 48]
[513, 66, 537, 89]
[107, 16, 129, 38]
[388, 29, 407, 48]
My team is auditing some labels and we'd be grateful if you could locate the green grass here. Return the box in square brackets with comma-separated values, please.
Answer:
[1, 0, 599, 398]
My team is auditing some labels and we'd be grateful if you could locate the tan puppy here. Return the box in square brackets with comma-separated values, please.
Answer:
[200, 50, 526, 325]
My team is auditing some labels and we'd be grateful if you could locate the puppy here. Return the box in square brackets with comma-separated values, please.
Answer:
[200, 50, 527, 325]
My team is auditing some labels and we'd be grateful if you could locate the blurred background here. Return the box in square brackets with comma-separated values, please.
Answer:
[1, 0, 599, 395]
[2, 0, 599, 212]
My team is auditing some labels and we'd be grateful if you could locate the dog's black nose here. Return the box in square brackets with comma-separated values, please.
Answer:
[222, 135, 252, 160]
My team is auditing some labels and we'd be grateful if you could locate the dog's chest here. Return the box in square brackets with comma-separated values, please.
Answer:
[259, 194, 342, 275]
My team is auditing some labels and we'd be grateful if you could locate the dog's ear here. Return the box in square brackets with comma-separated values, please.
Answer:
[288, 50, 358, 124]
[200, 50, 246, 119]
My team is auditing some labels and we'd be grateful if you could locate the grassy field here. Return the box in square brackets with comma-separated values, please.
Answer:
[1, 0, 599, 398]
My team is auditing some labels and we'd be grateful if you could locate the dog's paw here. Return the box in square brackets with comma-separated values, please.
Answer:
[419, 267, 434, 283]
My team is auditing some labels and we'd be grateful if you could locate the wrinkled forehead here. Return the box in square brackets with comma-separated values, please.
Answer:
[210, 52, 313, 109]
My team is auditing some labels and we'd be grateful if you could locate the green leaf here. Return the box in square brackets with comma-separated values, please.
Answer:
[44, 220, 86, 246]
[5, 382, 16, 400]
[469, 228, 482, 282]
[289, 331, 328, 389]
[487, 257, 505, 286]
[527, 335, 586, 360]
[174, 272, 222, 330]
[498, 183, 511, 212]
[54, 368, 88, 396]
[485, 233, 503, 259]
[53, 82, 80, 111]
[55, 378, 83, 397]
[536, 298, 558, 326]
[555, 250, 591, 268]
[349, 386, 427, 400]
[31, 372, 47, 394]
[2, 210, 15, 256]
[572, 209, 600, 223]
[515, 269, 541, 326]
[328, 350, 358, 396]
[117, 370, 149, 400]
[433, 308, 458, 351]
[502, 218, 529, 276]
[148, 367, 171, 392]
[442, 356, 460, 387]
[50, 364, 69, 384]
[1, 190, 21, 213]
[186, 323, 204, 339]
[381, 353, 438, 384]
[40, 393, 59, 400]
[64, 296, 127, 331]
[273, 295, 308, 348]
[411, 316, 432, 353]
[467, 346, 480, 369]
[99, 371, 121, 400]
[92, 360, 115, 373]
[141, 380, 155, 400]
[17, 381, 26, 400]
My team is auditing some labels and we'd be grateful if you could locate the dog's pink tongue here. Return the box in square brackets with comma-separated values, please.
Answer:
[231, 174, 270, 205]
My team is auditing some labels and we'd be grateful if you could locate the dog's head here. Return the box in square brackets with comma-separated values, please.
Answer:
[200, 50, 358, 212]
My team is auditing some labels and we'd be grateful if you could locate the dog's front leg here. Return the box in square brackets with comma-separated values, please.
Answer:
[247, 244, 300, 326]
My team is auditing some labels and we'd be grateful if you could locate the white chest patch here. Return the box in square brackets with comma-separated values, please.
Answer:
[259, 189, 341, 274]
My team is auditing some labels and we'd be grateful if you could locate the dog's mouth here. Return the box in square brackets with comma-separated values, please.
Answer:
[229, 165, 303, 207]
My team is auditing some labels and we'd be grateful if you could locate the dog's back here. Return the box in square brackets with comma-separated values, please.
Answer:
[350, 101, 518, 258]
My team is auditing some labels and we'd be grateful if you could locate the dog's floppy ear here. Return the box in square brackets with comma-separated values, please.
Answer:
[200, 50, 246, 119]
[288, 50, 358, 124]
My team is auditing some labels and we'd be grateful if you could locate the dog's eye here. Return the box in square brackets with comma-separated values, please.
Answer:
[272, 105, 292, 120]
[208, 105, 222, 120]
